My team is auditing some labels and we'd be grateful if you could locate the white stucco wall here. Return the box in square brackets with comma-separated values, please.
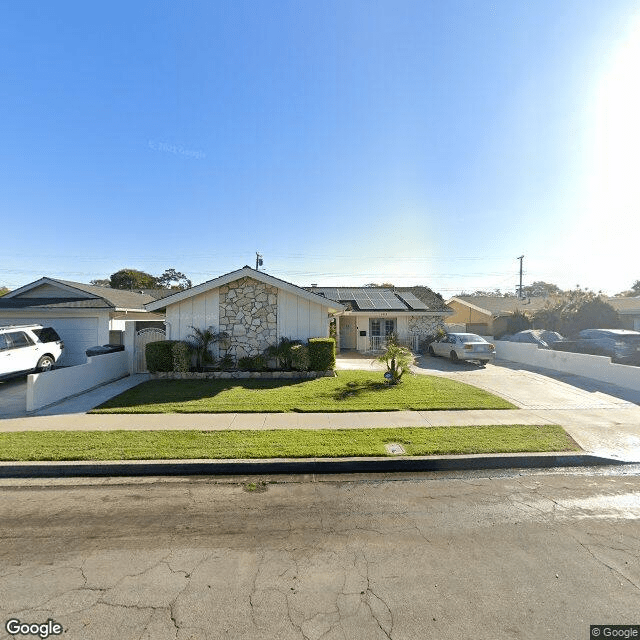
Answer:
[495, 340, 640, 392]
[166, 289, 220, 340]
[277, 289, 328, 341]
[27, 351, 129, 412]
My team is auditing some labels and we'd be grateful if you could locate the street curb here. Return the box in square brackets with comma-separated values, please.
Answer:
[0, 452, 630, 478]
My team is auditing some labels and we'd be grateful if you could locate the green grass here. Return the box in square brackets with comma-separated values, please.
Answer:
[91, 370, 516, 413]
[0, 425, 578, 461]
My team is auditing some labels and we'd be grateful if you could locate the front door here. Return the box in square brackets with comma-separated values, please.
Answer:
[339, 317, 356, 349]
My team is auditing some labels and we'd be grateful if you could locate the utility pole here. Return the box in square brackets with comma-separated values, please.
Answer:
[517, 255, 524, 299]
[255, 252, 263, 270]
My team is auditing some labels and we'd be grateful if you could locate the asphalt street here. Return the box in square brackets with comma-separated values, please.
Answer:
[1, 470, 639, 640]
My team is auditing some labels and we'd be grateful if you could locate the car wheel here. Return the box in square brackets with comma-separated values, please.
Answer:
[479, 360, 488, 367]
[449, 350, 459, 362]
[36, 355, 55, 372]
[428, 345, 436, 356]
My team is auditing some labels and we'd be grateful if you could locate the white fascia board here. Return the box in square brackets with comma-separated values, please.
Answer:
[4, 277, 100, 300]
[145, 266, 345, 313]
[336, 310, 452, 317]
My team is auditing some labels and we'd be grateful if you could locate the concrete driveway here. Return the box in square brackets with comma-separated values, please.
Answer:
[336, 352, 640, 409]
[0, 376, 27, 418]
[336, 353, 640, 461]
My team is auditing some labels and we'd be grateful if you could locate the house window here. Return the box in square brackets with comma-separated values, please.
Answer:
[385, 319, 395, 336]
[370, 319, 395, 336]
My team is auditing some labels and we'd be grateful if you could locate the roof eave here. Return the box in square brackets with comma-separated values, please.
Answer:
[145, 267, 346, 312]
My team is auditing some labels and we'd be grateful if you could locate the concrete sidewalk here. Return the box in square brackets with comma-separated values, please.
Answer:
[2, 406, 640, 461]
[1, 362, 639, 476]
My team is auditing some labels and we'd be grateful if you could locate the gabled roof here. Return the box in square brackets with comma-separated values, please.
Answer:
[0, 277, 156, 311]
[607, 296, 640, 314]
[307, 286, 450, 313]
[145, 266, 345, 312]
[447, 296, 551, 317]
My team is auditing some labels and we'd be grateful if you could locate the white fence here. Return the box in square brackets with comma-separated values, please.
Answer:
[367, 335, 420, 353]
[495, 340, 640, 393]
[27, 351, 129, 412]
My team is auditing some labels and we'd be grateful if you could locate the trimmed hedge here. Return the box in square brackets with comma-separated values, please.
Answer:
[308, 337, 336, 371]
[146, 340, 180, 373]
[172, 341, 191, 373]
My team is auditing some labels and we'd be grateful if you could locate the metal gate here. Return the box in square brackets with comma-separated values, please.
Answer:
[134, 327, 166, 372]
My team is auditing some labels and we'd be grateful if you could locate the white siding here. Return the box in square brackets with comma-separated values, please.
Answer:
[396, 316, 409, 333]
[277, 289, 328, 341]
[167, 289, 220, 341]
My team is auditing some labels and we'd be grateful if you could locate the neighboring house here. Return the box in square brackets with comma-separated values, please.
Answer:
[446, 296, 550, 337]
[0, 278, 165, 366]
[607, 297, 640, 331]
[145, 266, 345, 360]
[308, 286, 452, 352]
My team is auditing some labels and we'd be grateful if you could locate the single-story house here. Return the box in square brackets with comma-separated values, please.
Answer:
[446, 296, 551, 337]
[448, 295, 640, 336]
[144, 266, 345, 360]
[308, 286, 453, 352]
[607, 297, 640, 331]
[0, 278, 165, 367]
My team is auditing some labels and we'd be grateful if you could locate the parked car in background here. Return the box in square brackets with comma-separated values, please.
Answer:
[0, 324, 64, 379]
[428, 332, 495, 365]
[551, 328, 640, 364]
[500, 329, 565, 349]
[85, 344, 125, 357]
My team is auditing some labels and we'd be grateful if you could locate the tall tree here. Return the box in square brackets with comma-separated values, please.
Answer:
[522, 281, 563, 297]
[533, 290, 620, 335]
[0, 286, 9, 297]
[157, 268, 192, 290]
[109, 269, 158, 290]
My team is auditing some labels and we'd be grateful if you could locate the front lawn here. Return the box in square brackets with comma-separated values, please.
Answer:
[91, 371, 516, 413]
[0, 425, 577, 461]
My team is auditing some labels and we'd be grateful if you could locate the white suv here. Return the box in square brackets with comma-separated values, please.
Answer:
[0, 324, 64, 378]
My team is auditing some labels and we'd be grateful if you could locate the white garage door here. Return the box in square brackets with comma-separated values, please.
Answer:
[0, 317, 100, 366]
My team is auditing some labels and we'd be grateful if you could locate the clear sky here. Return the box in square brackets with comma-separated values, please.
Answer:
[1, 0, 638, 295]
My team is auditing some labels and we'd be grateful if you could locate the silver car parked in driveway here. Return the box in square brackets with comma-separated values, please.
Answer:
[428, 332, 496, 365]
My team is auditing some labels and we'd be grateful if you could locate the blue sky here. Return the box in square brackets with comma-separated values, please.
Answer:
[1, 0, 638, 295]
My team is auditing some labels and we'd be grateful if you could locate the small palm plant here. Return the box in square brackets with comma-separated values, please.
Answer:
[376, 334, 415, 384]
[186, 326, 230, 371]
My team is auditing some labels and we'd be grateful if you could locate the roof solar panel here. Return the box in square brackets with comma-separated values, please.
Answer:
[317, 288, 339, 301]
[397, 292, 429, 310]
[337, 288, 354, 299]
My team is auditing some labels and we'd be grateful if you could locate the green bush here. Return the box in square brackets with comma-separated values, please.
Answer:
[219, 353, 235, 370]
[146, 341, 179, 373]
[238, 355, 267, 371]
[308, 338, 335, 371]
[172, 341, 191, 372]
[290, 344, 310, 371]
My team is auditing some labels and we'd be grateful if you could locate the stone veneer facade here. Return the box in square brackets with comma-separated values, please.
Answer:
[218, 276, 278, 359]
[407, 315, 445, 339]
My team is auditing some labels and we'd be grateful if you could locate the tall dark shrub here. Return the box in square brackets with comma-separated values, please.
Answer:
[308, 338, 336, 370]
[145, 340, 179, 373]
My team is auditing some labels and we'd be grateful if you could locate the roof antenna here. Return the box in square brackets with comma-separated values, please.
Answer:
[255, 252, 263, 271]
